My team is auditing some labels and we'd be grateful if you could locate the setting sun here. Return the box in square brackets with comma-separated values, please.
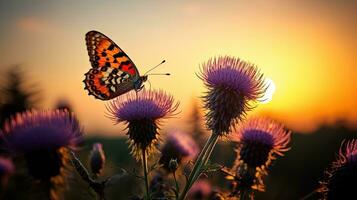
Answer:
[260, 78, 276, 104]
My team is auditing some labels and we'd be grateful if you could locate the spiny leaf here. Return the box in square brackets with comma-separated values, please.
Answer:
[201, 162, 222, 173]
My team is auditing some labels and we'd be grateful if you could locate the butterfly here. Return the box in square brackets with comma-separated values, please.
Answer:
[83, 31, 165, 100]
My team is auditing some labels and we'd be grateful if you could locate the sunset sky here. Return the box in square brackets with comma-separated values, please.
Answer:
[0, 0, 356, 135]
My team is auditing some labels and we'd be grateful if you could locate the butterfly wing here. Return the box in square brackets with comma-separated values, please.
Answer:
[84, 31, 141, 100]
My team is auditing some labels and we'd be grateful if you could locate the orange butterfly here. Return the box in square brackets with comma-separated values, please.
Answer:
[83, 31, 166, 100]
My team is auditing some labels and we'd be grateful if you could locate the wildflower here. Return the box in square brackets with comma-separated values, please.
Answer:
[187, 179, 212, 200]
[227, 117, 290, 198]
[89, 143, 106, 176]
[107, 89, 178, 159]
[0, 157, 14, 187]
[1, 110, 83, 199]
[232, 117, 291, 170]
[319, 139, 357, 200]
[2, 110, 82, 154]
[199, 56, 266, 136]
[159, 130, 198, 171]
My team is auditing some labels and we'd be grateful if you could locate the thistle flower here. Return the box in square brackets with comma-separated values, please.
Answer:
[0, 157, 14, 187]
[1, 110, 82, 199]
[319, 139, 357, 200]
[89, 143, 106, 176]
[107, 89, 178, 159]
[232, 117, 291, 170]
[226, 117, 290, 199]
[199, 56, 266, 136]
[159, 130, 199, 171]
[2, 110, 82, 154]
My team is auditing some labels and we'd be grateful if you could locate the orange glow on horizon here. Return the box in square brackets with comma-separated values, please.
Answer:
[0, 1, 356, 135]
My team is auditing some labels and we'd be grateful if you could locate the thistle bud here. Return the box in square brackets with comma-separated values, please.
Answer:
[89, 143, 106, 176]
[159, 130, 198, 171]
[168, 158, 179, 172]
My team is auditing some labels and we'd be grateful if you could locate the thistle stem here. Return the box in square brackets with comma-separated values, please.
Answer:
[142, 149, 151, 200]
[240, 190, 249, 200]
[187, 134, 218, 190]
[178, 133, 219, 200]
[173, 171, 179, 199]
[301, 189, 317, 200]
[44, 179, 52, 200]
[203, 135, 219, 164]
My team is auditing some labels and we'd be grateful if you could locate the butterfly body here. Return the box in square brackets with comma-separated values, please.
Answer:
[83, 31, 147, 100]
[134, 75, 148, 91]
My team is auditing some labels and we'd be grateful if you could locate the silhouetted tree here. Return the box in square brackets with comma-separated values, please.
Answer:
[0, 66, 40, 127]
[187, 99, 207, 147]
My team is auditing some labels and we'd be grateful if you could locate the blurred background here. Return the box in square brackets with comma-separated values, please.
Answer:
[0, 0, 356, 199]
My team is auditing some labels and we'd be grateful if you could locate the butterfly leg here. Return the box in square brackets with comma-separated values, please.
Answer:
[134, 85, 145, 93]
[138, 85, 145, 91]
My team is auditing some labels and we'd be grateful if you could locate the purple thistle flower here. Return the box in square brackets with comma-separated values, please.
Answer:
[1, 109, 83, 182]
[89, 143, 106, 176]
[320, 139, 357, 200]
[232, 117, 291, 169]
[0, 157, 14, 187]
[199, 56, 266, 136]
[106, 89, 178, 159]
[159, 130, 199, 171]
[2, 110, 82, 153]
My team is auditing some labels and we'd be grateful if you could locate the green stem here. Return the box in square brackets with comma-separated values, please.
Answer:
[178, 133, 219, 200]
[98, 192, 106, 200]
[203, 135, 219, 164]
[237, 167, 255, 200]
[142, 149, 151, 200]
[301, 189, 317, 200]
[173, 171, 179, 199]
[178, 135, 213, 200]
[187, 134, 218, 190]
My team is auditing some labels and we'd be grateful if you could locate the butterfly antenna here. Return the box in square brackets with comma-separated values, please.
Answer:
[146, 73, 170, 76]
[144, 60, 166, 75]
